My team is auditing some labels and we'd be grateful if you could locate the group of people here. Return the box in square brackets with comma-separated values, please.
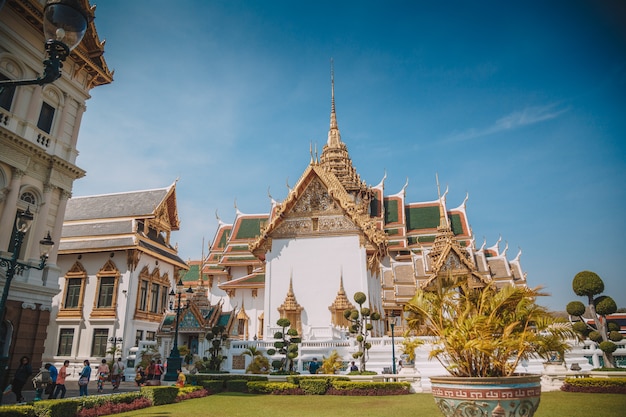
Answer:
[77, 357, 125, 396]
[5, 356, 68, 402]
[4, 356, 127, 402]
[134, 359, 164, 386]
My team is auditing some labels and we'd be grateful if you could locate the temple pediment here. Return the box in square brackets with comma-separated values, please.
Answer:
[250, 165, 387, 266]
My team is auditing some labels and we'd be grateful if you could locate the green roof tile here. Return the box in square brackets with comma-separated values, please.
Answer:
[384, 199, 399, 224]
[235, 218, 265, 239]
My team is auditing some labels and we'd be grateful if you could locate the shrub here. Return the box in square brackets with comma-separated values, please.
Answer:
[226, 379, 249, 392]
[299, 378, 329, 395]
[247, 381, 303, 395]
[29, 398, 80, 417]
[561, 377, 626, 394]
[328, 381, 411, 396]
[188, 373, 267, 386]
[0, 405, 35, 416]
[286, 376, 349, 385]
[139, 385, 179, 406]
[200, 380, 224, 393]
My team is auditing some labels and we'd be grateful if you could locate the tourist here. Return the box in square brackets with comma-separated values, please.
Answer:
[146, 359, 155, 381]
[154, 359, 164, 381]
[134, 365, 146, 386]
[44, 363, 58, 399]
[52, 360, 69, 399]
[175, 369, 186, 387]
[10, 356, 32, 403]
[97, 359, 109, 393]
[308, 358, 320, 374]
[78, 360, 91, 396]
[349, 361, 358, 372]
[111, 358, 125, 391]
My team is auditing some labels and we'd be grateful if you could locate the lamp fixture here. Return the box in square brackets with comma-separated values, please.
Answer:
[0, 0, 90, 89]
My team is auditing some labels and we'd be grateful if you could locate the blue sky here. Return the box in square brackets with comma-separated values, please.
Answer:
[73, 1, 626, 311]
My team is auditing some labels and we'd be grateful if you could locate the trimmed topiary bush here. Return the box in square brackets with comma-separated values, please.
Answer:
[299, 378, 330, 395]
[226, 379, 249, 392]
[139, 385, 178, 406]
[561, 377, 626, 394]
[0, 405, 35, 416]
[200, 379, 224, 393]
[247, 381, 303, 395]
[328, 381, 411, 396]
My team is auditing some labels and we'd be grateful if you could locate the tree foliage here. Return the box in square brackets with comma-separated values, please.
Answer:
[344, 292, 380, 372]
[267, 318, 301, 373]
[205, 325, 228, 372]
[567, 270, 618, 368]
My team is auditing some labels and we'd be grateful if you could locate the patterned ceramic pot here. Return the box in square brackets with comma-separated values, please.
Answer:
[430, 374, 542, 417]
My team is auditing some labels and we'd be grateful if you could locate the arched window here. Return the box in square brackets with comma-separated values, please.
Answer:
[19, 190, 37, 206]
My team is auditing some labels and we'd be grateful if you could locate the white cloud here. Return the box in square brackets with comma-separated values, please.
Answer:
[443, 103, 569, 143]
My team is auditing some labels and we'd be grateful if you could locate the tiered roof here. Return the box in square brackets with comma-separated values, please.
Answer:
[60, 182, 187, 269]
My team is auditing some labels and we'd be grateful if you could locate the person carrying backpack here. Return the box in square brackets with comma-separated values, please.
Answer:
[111, 358, 125, 391]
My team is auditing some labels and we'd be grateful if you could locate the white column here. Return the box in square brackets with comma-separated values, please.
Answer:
[0, 168, 24, 251]
[28, 183, 54, 261]
[47, 189, 70, 265]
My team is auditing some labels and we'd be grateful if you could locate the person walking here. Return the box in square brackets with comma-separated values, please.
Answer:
[154, 359, 163, 382]
[146, 360, 155, 381]
[52, 360, 69, 399]
[97, 359, 109, 393]
[111, 358, 125, 391]
[10, 356, 32, 403]
[44, 363, 58, 399]
[78, 360, 91, 396]
[134, 365, 146, 386]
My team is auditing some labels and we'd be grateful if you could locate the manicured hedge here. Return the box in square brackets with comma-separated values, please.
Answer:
[187, 373, 267, 386]
[139, 385, 179, 406]
[247, 379, 411, 396]
[0, 405, 35, 417]
[225, 379, 249, 392]
[561, 377, 626, 394]
[299, 379, 329, 395]
[34, 398, 81, 417]
[328, 381, 411, 396]
[200, 380, 224, 393]
[247, 381, 303, 395]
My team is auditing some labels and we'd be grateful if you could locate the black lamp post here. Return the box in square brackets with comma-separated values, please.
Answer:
[391, 319, 396, 375]
[0, 207, 54, 403]
[0, 0, 89, 89]
[163, 279, 192, 382]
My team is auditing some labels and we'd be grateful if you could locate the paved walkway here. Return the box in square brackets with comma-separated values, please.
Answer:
[1, 380, 142, 405]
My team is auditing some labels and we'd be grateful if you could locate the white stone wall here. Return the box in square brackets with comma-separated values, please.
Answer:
[264, 235, 374, 340]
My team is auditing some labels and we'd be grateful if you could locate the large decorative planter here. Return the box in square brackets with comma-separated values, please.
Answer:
[430, 374, 542, 417]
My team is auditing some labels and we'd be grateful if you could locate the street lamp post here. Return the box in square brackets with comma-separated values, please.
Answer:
[0, 0, 89, 90]
[163, 279, 193, 381]
[0, 207, 54, 403]
[391, 320, 396, 375]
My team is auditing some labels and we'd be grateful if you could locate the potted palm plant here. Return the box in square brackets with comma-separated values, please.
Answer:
[405, 275, 576, 417]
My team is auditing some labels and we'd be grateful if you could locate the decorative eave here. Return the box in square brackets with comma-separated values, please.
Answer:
[250, 164, 388, 271]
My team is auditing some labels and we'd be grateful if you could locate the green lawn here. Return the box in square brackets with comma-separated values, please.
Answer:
[115, 391, 626, 417]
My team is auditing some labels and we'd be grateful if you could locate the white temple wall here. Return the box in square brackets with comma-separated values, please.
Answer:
[264, 235, 372, 339]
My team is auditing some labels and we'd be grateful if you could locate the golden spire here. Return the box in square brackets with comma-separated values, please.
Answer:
[319, 60, 369, 195]
[328, 58, 341, 147]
